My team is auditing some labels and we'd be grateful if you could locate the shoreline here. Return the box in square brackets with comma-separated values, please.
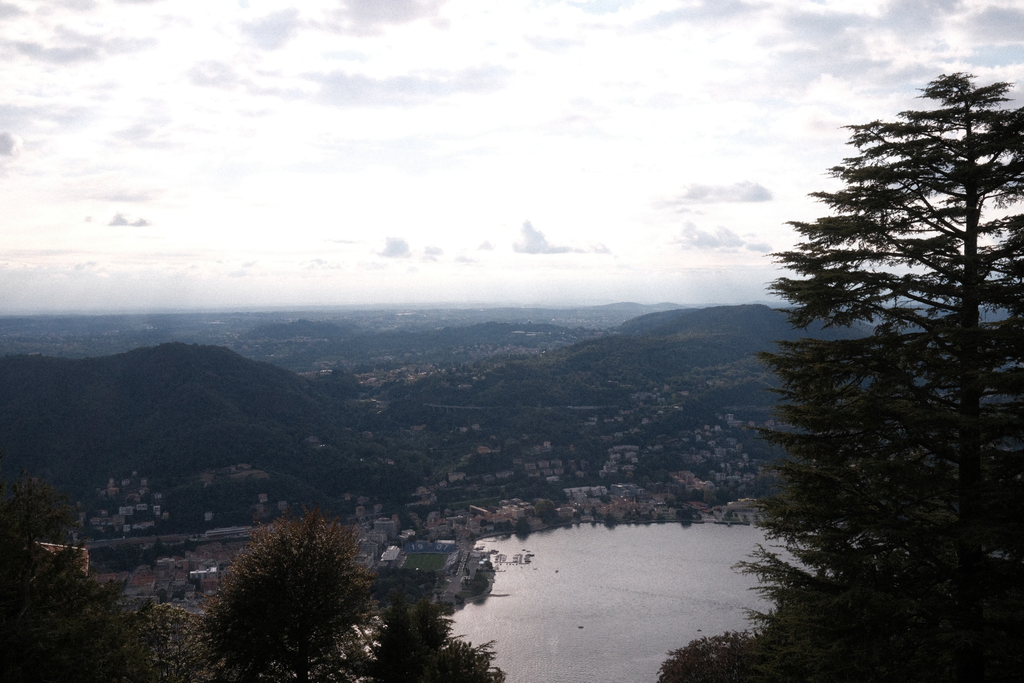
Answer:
[470, 516, 754, 542]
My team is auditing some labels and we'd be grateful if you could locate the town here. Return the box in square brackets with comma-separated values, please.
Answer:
[83, 409, 770, 612]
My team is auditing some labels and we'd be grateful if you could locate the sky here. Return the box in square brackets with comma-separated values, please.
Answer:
[2, 0, 1023, 313]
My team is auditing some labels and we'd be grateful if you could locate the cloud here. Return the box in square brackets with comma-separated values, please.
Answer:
[108, 213, 150, 227]
[423, 246, 443, 261]
[379, 237, 411, 258]
[674, 222, 770, 253]
[477, 241, 494, 251]
[56, 0, 96, 9]
[967, 6, 1024, 43]
[10, 28, 154, 65]
[188, 61, 239, 88]
[525, 34, 584, 52]
[455, 255, 476, 264]
[242, 8, 301, 50]
[882, 0, 961, 34]
[331, 0, 446, 36]
[13, 41, 98, 63]
[636, 0, 754, 31]
[314, 66, 509, 107]
[98, 189, 157, 202]
[0, 3, 26, 19]
[0, 131, 22, 157]
[513, 221, 579, 254]
[304, 258, 344, 270]
[658, 181, 773, 208]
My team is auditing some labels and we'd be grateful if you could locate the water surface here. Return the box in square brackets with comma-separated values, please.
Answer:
[452, 523, 768, 683]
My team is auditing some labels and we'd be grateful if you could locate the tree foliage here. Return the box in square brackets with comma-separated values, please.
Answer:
[202, 508, 375, 683]
[370, 591, 424, 683]
[746, 74, 1024, 683]
[0, 469, 153, 682]
[419, 640, 505, 683]
[370, 590, 504, 683]
[134, 602, 212, 683]
[658, 631, 756, 683]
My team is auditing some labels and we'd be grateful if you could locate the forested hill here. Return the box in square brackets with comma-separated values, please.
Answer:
[377, 304, 869, 427]
[0, 304, 870, 532]
[618, 303, 869, 342]
[0, 343, 391, 522]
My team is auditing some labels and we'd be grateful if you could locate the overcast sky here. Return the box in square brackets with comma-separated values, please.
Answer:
[2, 0, 1022, 313]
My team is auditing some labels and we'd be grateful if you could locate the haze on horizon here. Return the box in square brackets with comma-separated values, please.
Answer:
[2, 0, 1022, 314]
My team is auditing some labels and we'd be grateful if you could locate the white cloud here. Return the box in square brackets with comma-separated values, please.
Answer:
[0, 131, 22, 156]
[314, 66, 510, 107]
[188, 61, 239, 88]
[9, 27, 154, 65]
[658, 182, 773, 208]
[242, 9, 301, 51]
[379, 237, 411, 258]
[330, 0, 447, 36]
[108, 213, 150, 227]
[513, 221, 579, 255]
[0, 3, 27, 19]
[674, 222, 770, 253]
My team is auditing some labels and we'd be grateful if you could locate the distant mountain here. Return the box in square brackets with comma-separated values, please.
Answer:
[618, 304, 871, 342]
[0, 303, 686, 363]
[243, 319, 358, 341]
[236, 320, 603, 372]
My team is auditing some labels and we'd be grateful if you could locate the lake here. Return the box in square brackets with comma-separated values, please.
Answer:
[451, 522, 770, 683]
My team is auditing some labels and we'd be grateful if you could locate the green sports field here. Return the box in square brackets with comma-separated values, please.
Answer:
[402, 553, 448, 571]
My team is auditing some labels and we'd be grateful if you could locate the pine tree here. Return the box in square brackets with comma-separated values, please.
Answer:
[745, 74, 1024, 683]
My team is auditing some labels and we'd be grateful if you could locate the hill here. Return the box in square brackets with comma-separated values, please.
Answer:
[0, 343, 423, 528]
[618, 304, 869, 341]
[0, 304, 871, 533]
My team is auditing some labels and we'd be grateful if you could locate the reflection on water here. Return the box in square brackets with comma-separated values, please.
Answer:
[452, 523, 769, 683]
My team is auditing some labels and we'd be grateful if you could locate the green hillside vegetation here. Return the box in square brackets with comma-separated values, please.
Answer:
[0, 343, 427, 525]
[0, 304, 864, 533]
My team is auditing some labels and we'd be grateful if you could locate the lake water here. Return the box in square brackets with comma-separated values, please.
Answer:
[451, 522, 770, 683]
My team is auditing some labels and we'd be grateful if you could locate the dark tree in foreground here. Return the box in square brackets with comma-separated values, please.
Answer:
[0, 470, 152, 682]
[658, 631, 755, 683]
[745, 74, 1024, 683]
[419, 640, 505, 683]
[203, 508, 375, 683]
[134, 602, 211, 683]
[370, 590, 504, 683]
[370, 591, 423, 683]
